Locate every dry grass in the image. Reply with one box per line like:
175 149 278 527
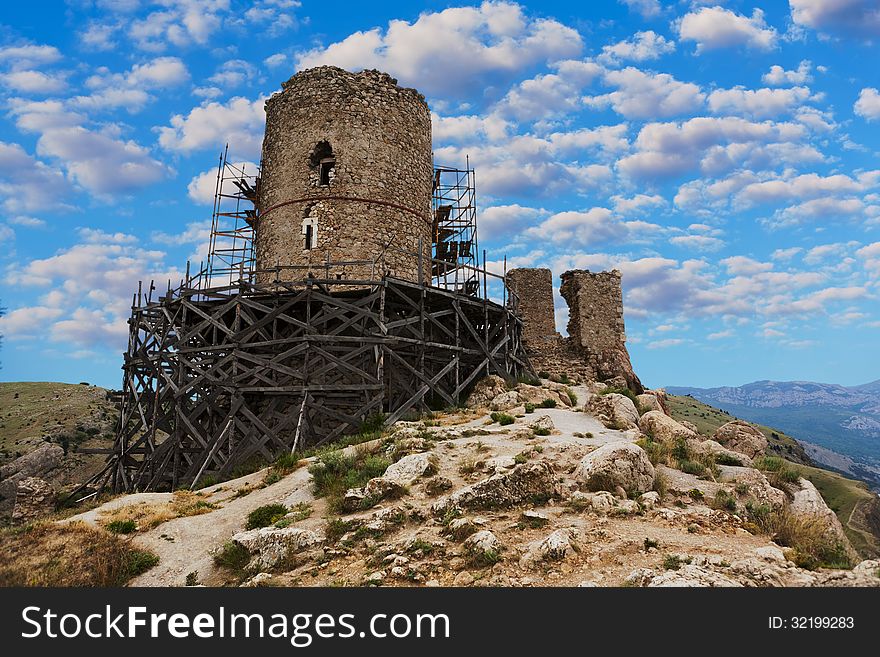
0 522 159 586
98 490 216 532
748 507 853 570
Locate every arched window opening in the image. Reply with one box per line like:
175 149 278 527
309 140 335 187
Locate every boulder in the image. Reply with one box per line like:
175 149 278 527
638 411 698 444
341 477 406 512
11 477 56 524
446 517 479 541
789 478 859 564
490 390 520 411
644 564 742 587
712 421 768 459
695 439 753 467
231 526 324 569
383 452 436 486
423 476 453 496
521 528 579 567
584 392 639 431
575 442 655 495
466 375 508 409
639 491 661 509
463 530 502 564
717 466 786 509
570 490 616 513
0 443 64 513
585 393 640 430
433 460 558 514
636 394 663 415
528 415 555 433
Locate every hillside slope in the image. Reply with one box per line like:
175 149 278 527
668 381 880 489
0 382 117 518
667 394 880 557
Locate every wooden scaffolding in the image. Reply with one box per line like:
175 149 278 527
87 260 530 493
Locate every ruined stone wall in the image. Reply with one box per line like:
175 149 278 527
255 66 433 283
508 267 642 392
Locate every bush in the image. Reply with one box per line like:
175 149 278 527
712 489 737 512
714 453 743 467
537 371 550 379
516 374 541 387
748 507 853 570
185 571 199 586
565 388 578 406
213 542 251 571
309 449 391 514
246 504 289 530
687 488 704 501
360 413 386 434
754 456 785 472
490 412 515 426
524 403 536 414
539 398 557 408
679 460 706 477
532 427 551 436
663 554 689 570
106 519 137 534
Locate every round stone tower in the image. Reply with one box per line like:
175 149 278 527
255 66 433 284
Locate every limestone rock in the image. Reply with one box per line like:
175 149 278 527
695 439 753 467
636 393 663 415
11 477 56 524
712 421 768 459
466 375 508 409
638 411 698 444
528 415 555 432
342 476 406 512
423 476 453 496
383 452 435 485
433 460 557 514
463 530 502 564
446 517 478 541
639 491 661 509
585 393 639 430
646 564 742 587
0 443 64 513
789 478 858 564
575 441 655 495
520 510 550 527
485 456 516 473
453 571 475 587
717 466 786 509
232 526 324 569
490 390 520 411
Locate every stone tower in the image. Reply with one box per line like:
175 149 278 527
255 66 434 283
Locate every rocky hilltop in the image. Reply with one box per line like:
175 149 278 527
8 377 877 588
668 380 880 490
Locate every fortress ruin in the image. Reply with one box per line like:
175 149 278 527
82 66 641 494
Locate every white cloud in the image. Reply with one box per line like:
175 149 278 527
707 329 734 339
128 0 231 51
209 59 258 88
707 86 812 119
187 161 259 204
721 255 773 275
0 306 64 340
790 0 880 38
0 44 62 70
127 56 190 87
526 207 663 246
770 197 866 226
736 171 876 205
0 141 72 212
669 234 725 251
0 70 67 95
295 2 583 97
264 53 288 69
8 215 46 228
432 112 512 142
157 96 266 159
619 0 661 19
585 67 705 119
479 204 546 240
598 31 675 65
763 60 812 86
494 60 602 121
610 193 666 215
678 6 778 52
854 88 880 121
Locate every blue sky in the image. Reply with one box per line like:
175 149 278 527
0 0 879 390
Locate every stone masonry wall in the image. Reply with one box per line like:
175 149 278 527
255 66 433 284
508 267 642 392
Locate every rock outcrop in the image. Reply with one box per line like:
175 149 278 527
713 421 768 459
11 476 56 524
638 411 698 443
574 442 655 495
585 393 639 430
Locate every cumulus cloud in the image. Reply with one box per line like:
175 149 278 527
763 60 812 86
618 116 808 180
209 59 259 89
0 44 62 70
494 60 602 121
610 193 666 215
157 96 266 158
669 234 725 252
479 204 546 240
770 197 866 226
598 31 675 65
618 0 662 19
187 161 259 204
854 88 880 121
526 207 663 246
678 6 777 52
0 141 72 212
585 67 705 119
295 2 583 97
707 86 812 119
789 0 880 38
0 70 67 95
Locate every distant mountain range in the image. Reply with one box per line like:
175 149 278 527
667 380 880 491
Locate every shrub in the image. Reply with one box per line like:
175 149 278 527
637 436 668 466
714 453 743 467
687 488 704 501
537 371 550 379
644 537 659 551
754 456 785 472
309 449 391 514
490 412 515 426
532 427 551 436
600 386 639 406
652 471 668 498
565 388 578 406
663 554 690 571
712 489 737 512
264 453 302 485
185 571 199 586
735 483 751 496
513 451 530 465
360 413 386 434
246 504 289 530
679 460 706 477
213 542 251 571
106 519 137 534
749 507 853 570
524 403 536 414
539 398 557 408
516 374 541 387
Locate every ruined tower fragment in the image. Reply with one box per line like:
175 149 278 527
508 267 643 393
